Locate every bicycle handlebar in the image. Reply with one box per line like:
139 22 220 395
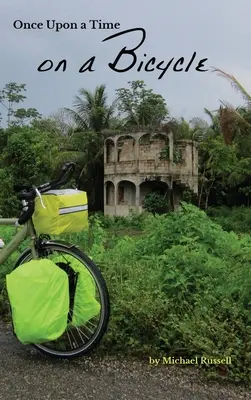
44 162 76 191
16 162 76 200
15 162 76 225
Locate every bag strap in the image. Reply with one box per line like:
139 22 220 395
55 262 79 324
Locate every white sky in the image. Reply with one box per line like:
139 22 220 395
0 0 250 123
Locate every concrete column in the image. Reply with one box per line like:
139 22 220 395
114 141 118 176
173 187 182 210
135 138 140 158
135 138 140 173
104 182 107 206
168 132 174 165
114 182 118 216
193 142 198 172
136 184 140 209
114 141 118 162
104 141 107 163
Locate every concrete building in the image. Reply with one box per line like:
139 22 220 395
104 131 198 216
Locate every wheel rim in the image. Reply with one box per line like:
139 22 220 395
17 245 107 356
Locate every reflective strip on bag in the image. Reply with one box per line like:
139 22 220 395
46 189 82 195
59 204 88 215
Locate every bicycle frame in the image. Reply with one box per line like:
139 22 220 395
0 219 38 265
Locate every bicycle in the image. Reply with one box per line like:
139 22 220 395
0 162 110 359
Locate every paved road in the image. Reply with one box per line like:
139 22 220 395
0 323 250 400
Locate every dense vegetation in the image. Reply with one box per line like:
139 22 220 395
74 207 251 384
1 69 251 384
2 205 251 383
1 70 251 214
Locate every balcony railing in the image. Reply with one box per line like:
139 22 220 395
105 159 173 174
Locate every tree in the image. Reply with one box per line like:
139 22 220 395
0 125 60 216
0 82 26 127
30 117 86 185
12 108 41 126
212 68 251 144
50 108 77 136
115 80 168 129
0 82 41 130
64 85 116 211
65 84 116 132
203 108 221 134
162 117 207 142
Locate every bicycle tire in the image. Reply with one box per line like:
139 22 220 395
14 240 110 359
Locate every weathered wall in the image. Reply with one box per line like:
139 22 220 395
139 135 167 161
104 132 199 216
118 138 135 161
104 205 138 217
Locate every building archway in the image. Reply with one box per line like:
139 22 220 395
117 180 136 205
117 135 136 162
139 180 169 205
105 139 115 163
139 133 169 160
105 181 115 205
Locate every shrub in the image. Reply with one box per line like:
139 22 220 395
207 205 251 233
142 192 170 214
87 203 251 383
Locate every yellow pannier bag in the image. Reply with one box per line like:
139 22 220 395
53 254 101 327
6 259 69 344
32 189 88 235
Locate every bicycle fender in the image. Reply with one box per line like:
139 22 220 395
14 240 84 271
43 239 79 250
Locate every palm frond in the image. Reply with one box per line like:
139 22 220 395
94 85 107 107
218 106 234 145
78 89 95 107
64 108 88 130
67 85 116 133
104 102 117 128
212 67 251 107
219 101 251 130
204 108 215 121
217 102 251 145
73 95 92 115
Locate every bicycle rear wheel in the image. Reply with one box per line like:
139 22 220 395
14 241 110 359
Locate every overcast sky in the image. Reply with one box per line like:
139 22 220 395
0 0 250 123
